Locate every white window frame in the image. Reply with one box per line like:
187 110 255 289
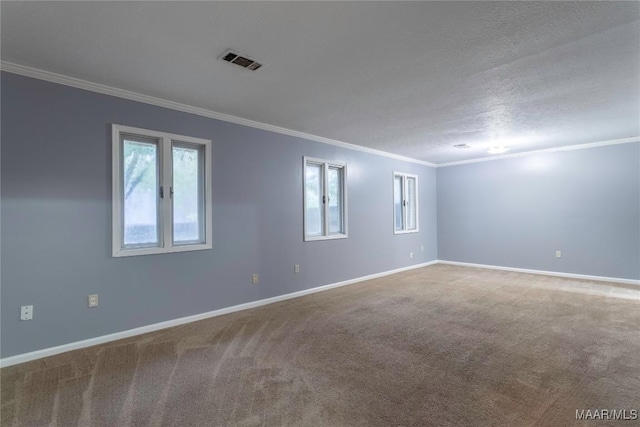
303 156 348 241
112 124 212 257
393 172 419 234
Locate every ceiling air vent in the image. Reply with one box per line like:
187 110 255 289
453 144 471 149
219 49 263 71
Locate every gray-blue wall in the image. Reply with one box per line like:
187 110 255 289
2 71 638 360
0 72 437 358
437 143 640 280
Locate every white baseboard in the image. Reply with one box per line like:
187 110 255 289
437 260 640 286
0 261 438 368
3 259 636 367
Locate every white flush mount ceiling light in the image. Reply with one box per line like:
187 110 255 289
484 133 539 155
487 146 510 154
219 49 263 71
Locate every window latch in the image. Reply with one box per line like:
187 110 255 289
160 186 164 199
170 186 173 198
322 195 326 204
403 200 407 207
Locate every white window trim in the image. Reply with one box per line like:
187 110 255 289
393 171 419 234
112 124 213 257
303 156 348 241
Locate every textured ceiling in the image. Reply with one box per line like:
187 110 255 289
2 1 639 164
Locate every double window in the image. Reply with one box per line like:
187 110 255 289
303 157 347 241
112 125 212 257
393 172 419 233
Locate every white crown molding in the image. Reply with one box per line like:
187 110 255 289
0 260 438 368
437 136 640 167
2 62 637 168
0 61 437 167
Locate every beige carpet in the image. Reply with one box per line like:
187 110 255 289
1 264 639 426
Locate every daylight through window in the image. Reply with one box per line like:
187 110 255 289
304 157 347 241
393 172 419 234
112 125 212 257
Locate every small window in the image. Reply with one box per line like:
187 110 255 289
112 125 212 257
304 157 347 241
393 172 419 234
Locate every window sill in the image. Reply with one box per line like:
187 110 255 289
304 234 348 242
113 243 212 257
394 229 420 235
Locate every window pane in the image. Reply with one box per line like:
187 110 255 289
394 176 404 231
173 143 204 243
406 177 417 230
328 166 344 234
123 138 159 246
305 163 324 236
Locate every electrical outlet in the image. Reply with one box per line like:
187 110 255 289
294 264 300 274
20 305 33 321
410 252 414 259
88 294 99 308
556 251 562 258
252 274 259 284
